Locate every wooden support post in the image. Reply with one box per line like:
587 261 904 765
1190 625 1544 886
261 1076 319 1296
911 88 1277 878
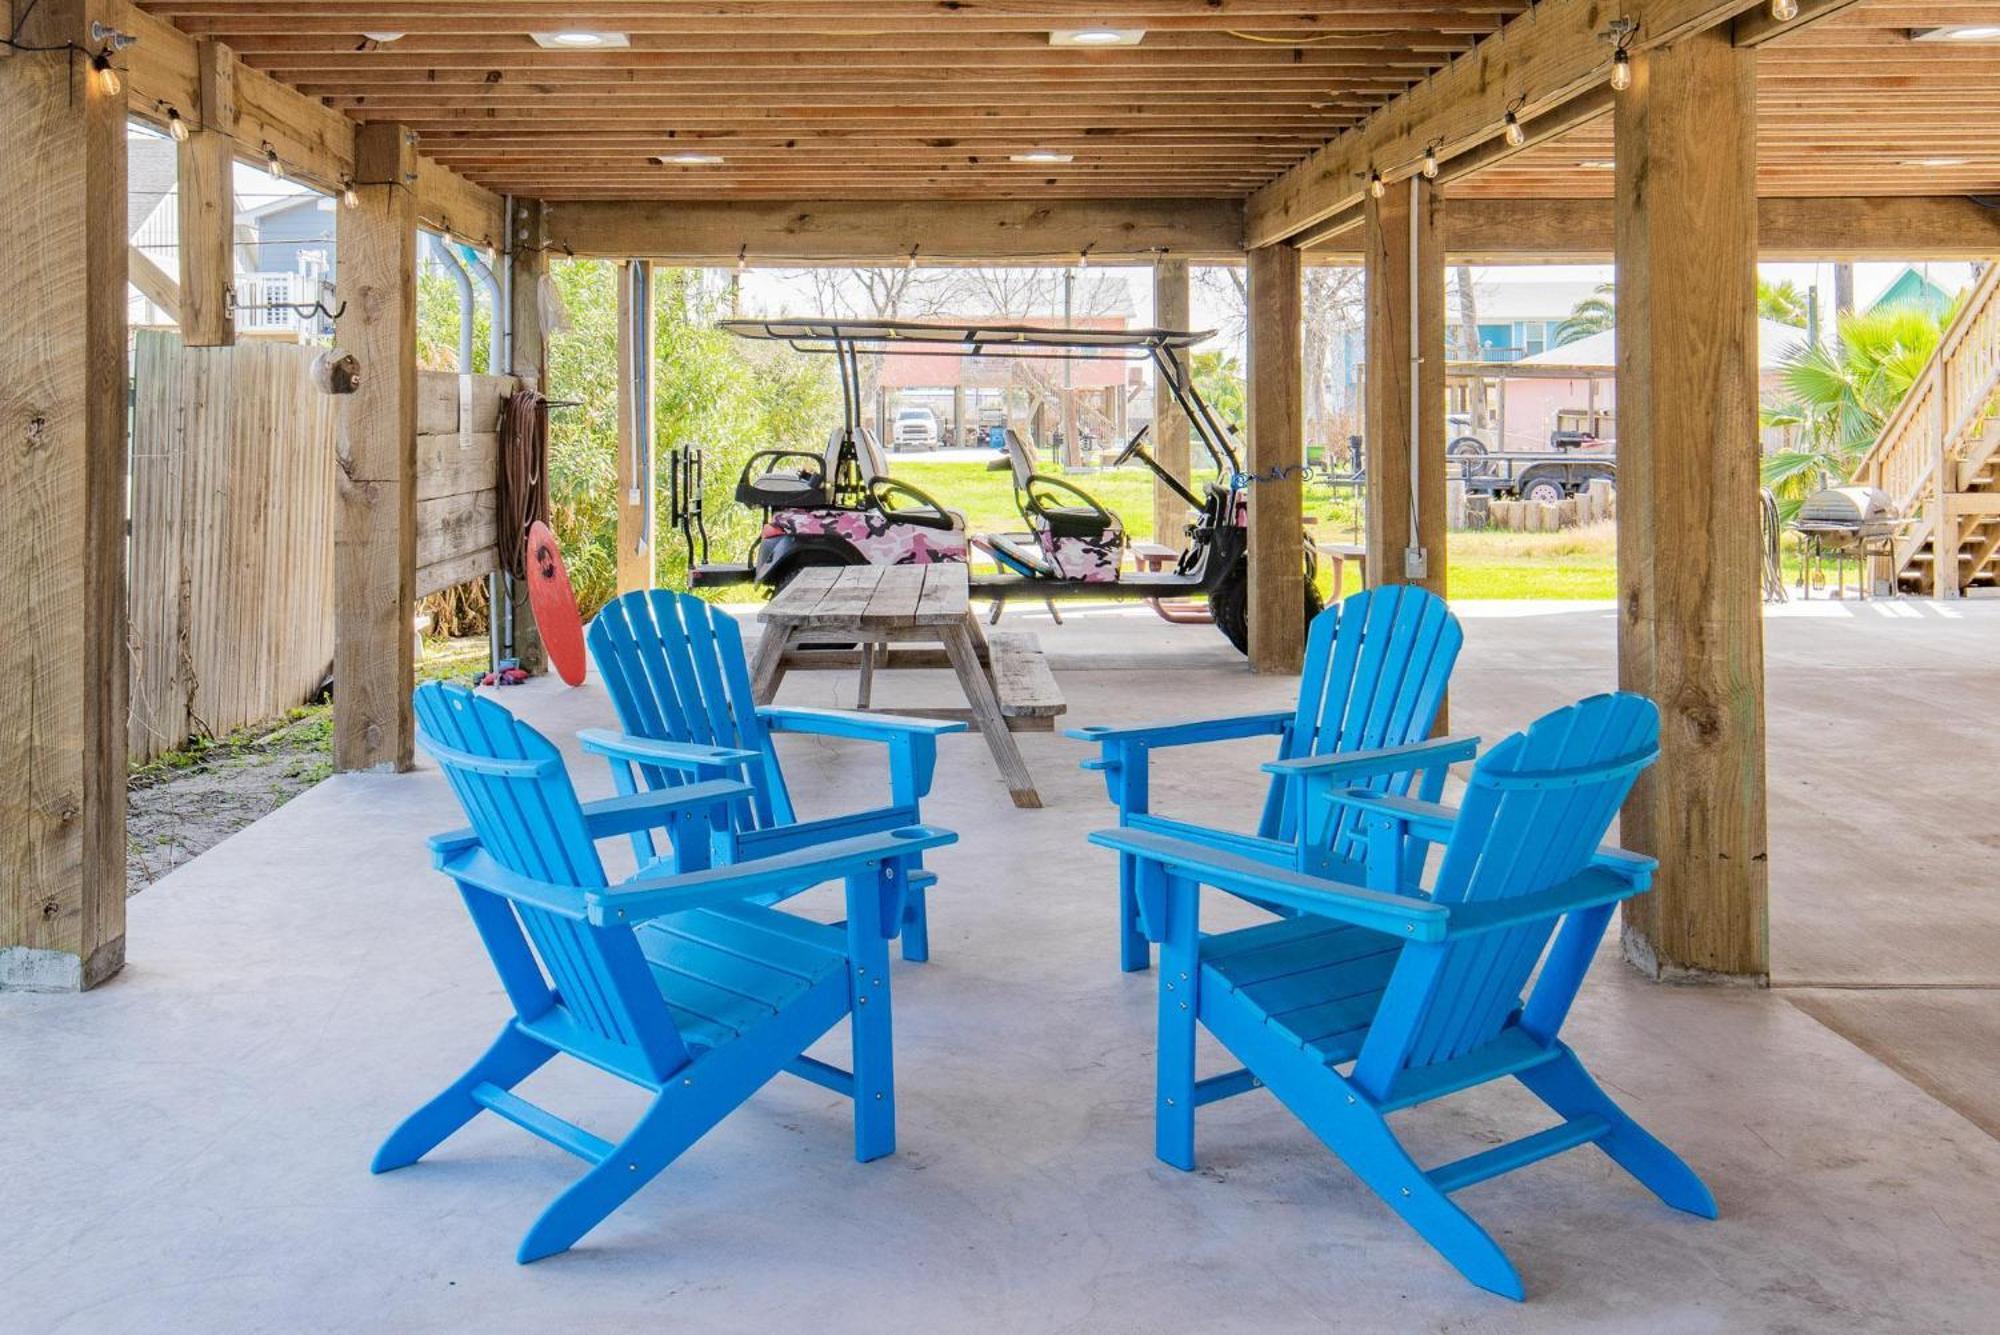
1362 177 1447 601
0 0 129 990
506 198 548 673
616 259 655 594
1246 242 1305 674
333 123 419 772
176 39 236 347
1152 258 1193 544
1614 29 1769 981
1931 384 1960 598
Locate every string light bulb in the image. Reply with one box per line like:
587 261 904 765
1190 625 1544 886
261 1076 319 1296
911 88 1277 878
1609 45 1633 91
90 50 121 96
340 179 360 209
165 106 188 142
1502 110 1525 148
1367 169 1386 200
1770 0 1798 19
263 143 286 180
1421 144 1439 179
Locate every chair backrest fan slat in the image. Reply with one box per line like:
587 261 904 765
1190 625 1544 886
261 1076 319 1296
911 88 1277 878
1398 693 1660 1073
415 682 687 1082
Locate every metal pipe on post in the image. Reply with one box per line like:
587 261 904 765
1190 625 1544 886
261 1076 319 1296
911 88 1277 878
425 232 476 373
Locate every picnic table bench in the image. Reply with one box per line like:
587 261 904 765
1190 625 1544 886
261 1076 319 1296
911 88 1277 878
750 564 1063 807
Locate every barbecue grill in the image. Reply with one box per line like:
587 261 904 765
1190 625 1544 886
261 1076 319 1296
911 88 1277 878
1792 486 1897 598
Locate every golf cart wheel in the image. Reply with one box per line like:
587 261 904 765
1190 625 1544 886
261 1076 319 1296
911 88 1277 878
1211 550 1326 657
1448 435 1497 480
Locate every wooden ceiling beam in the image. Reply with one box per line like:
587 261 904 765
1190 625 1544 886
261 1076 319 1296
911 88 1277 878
117 0 504 246
1245 0 1775 247
1301 195 2000 262
544 197 1246 263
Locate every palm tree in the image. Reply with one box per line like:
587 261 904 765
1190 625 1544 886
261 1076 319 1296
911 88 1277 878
1553 283 1614 346
1756 278 1810 328
1759 305 1949 520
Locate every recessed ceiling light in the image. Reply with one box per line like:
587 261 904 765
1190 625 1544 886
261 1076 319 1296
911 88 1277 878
1011 151 1075 163
531 31 630 49
1050 29 1145 46
360 32 405 43
1577 159 1616 169
1911 26 2000 42
1902 156 1970 168
656 152 725 166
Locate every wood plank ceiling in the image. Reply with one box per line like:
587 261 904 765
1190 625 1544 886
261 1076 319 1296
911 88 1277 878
137 1 2000 204
135 2 1530 199
1452 1 2000 201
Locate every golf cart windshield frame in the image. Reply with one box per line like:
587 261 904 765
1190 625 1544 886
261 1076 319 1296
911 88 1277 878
719 317 1242 479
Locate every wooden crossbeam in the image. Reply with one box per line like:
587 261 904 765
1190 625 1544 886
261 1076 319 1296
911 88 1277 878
1302 195 2000 263
549 198 1245 263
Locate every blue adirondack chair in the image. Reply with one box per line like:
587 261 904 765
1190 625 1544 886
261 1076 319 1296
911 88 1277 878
584 589 965 962
374 682 957 1263
1070 585 1467 971
1089 692 1715 1300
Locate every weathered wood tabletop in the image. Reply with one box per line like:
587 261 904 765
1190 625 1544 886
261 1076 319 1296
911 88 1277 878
751 564 1058 808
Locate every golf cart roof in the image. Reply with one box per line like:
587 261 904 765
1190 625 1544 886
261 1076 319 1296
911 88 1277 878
719 317 1215 360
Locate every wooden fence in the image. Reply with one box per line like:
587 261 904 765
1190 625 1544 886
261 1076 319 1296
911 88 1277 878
129 332 338 764
128 348 512 764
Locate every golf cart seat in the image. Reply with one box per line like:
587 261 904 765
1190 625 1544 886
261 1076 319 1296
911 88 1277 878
827 424 892 485
978 426 1126 581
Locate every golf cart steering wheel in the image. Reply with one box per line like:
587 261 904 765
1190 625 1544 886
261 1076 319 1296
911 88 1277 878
1111 424 1152 467
869 476 957 530
1024 474 1117 528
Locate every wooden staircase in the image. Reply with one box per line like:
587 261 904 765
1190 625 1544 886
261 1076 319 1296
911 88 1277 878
1854 263 2000 595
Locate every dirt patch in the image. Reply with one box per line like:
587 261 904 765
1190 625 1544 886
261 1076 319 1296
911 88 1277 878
126 637 492 893
127 708 333 892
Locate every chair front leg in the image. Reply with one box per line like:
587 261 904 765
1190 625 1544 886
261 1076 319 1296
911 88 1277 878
899 873 930 963
1154 870 1200 1170
1118 851 1150 972
845 863 899 1162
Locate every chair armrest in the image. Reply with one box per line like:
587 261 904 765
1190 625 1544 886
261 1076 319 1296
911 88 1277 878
578 728 761 775
434 847 591 918
1066 709 1293 751
1329 790 1655 891
1443 865 1650 938
1328 789 1461 844
1263 734 1477 786
1089 827 1448 942
427 779 752 862
758 706 963 805
757 705 966 741
587 824 960 924
1591 845 1656 891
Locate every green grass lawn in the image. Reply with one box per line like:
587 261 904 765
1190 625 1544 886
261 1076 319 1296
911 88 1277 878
893 458 1620 600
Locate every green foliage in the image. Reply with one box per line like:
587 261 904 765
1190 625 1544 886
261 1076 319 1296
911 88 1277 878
1759 304 1949 519
541 262 839 617
1191 349 1246 431
1554 284 1615 346
1757 278 1810 328
415 253 494 374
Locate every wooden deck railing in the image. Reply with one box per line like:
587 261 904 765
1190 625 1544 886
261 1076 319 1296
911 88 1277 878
1851 263 2000 593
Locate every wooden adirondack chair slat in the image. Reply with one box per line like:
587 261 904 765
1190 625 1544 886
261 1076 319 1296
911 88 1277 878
378 682 956 1264
1093 692 1716 1301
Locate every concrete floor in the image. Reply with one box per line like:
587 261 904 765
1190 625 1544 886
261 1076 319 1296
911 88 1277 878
5 600 1998 1332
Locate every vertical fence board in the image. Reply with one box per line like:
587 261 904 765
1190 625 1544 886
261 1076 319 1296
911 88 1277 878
127 331 338 764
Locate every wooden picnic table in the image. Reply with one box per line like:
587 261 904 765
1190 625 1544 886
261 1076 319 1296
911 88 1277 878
750 564 1062 808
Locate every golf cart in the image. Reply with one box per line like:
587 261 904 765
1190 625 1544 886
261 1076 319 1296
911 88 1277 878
687 318 1321 655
